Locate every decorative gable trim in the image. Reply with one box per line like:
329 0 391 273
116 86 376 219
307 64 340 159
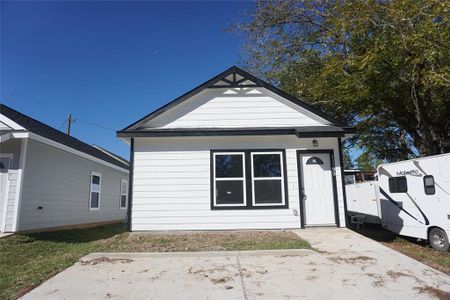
119 66 348 134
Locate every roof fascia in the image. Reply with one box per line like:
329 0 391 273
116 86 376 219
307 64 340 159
0 114 26 130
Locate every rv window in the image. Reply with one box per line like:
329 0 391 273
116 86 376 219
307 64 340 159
388 176 407 193
423 175 435 195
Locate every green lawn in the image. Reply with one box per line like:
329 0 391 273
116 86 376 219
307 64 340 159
0 223 309 299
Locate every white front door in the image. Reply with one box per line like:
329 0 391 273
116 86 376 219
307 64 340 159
299 152 336 226
0 155 12 232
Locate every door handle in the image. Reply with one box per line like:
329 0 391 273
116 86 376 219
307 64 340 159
301 189 307 201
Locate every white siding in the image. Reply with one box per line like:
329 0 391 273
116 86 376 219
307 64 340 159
144 88 330 129
132 136 346 231
1 139 22 232
4 170 17 232
17 139 128 231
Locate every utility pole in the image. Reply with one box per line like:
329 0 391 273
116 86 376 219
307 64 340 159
66 113 72 136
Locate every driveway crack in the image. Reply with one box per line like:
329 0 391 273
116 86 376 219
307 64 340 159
236 256 248 300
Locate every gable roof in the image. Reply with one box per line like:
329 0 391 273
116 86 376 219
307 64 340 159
118 66 350 136
0 104 129 170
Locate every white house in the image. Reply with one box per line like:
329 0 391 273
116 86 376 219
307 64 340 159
117 66 354 231
0 104 129 232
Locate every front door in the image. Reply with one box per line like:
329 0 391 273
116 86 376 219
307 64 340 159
0 156 11 232
298 152 336 226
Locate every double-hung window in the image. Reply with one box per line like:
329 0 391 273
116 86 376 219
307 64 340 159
213 152 246 207
251 152 285 206
89 172 101 210
120 179 128 209
211 150 287 209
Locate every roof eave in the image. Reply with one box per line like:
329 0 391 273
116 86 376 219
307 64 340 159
116 127 349 138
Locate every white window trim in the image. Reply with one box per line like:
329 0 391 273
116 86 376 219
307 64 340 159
213 152 247 207
251 151 286 207
89 172 101 211
120 179 128 210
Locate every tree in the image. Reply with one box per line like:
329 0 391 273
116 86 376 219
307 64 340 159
236 0 450 161
356 152 383 172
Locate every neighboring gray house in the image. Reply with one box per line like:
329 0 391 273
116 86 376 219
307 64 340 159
118 66 354 231
0 104 129 232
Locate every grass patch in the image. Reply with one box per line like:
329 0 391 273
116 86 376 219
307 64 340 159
0 224 309 299
352 224 450 275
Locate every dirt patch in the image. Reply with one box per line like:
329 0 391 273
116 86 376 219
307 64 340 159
80 257 133 265
211 276 232 284
414 286 450 300
238 266 268 278
149 270 167 281
188 264 233 276
328 255 376 265
387 270 420 281
366 273 385 287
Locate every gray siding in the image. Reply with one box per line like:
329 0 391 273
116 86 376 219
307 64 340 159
1 139 22 232
18 139 127 231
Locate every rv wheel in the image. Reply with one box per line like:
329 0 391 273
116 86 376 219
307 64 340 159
428 228 449 252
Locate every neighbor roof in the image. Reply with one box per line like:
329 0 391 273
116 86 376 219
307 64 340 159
0 104 128 170
118 66 352 137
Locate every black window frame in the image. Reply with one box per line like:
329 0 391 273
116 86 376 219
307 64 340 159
212 152 247 207
210 149 289 210
388 176 408 193
423 175 435 195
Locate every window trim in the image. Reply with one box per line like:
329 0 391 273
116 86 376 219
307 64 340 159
89 172 101 211
120 179 128 209
250 151 286 207
423 175 435 195
212 152 247 207
388 176 408 193
210 149 289 210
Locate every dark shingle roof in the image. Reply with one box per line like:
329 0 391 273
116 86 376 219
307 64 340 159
1 104 128 170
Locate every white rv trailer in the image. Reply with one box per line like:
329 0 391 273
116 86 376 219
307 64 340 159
345 153 450 251
378 153 450 251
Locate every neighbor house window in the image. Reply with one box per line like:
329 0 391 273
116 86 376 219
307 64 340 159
251 152 285 206
120 179 128 209
211 150 288 209
89 172 101 210
423 175 435 195
213 152 246 207
388 176 407 193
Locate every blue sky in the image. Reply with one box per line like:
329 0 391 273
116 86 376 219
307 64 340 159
1 1 253 158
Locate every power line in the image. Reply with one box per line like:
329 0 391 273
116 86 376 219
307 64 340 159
75 118 117 132
58 119 68 131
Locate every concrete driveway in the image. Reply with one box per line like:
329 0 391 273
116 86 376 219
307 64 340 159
22 229 449 300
